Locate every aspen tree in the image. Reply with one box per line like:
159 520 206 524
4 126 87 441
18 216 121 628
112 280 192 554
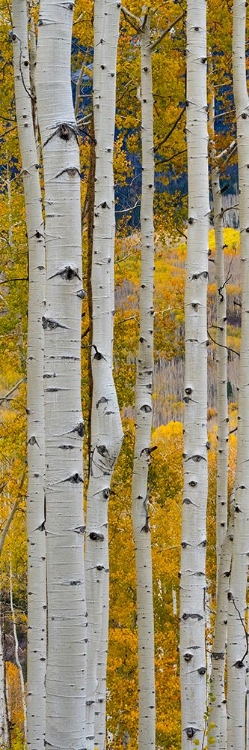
131 12 155 750
0 609 9 748
85 1 122 748
208 495 234 749
9 564 27 741
227 0 249 746
36 2 87 748
121 7 185 746
206 93 229 749
180 0 209 745
211 144 229 570
12 3 46 747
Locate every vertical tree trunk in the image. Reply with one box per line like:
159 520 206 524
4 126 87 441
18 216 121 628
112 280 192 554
0 606 9 748
211 142 228 569
180 0 209 745
208 494 234 749
227 0 249 747
131 14 155 750
9 564 27 741
207 93 229 749
12 3 46 747
94 571 109 750
85 2 122 748
36 3 87 748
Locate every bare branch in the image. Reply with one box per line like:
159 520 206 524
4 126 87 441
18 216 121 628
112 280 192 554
0 471 26 556
208 329 240 357
217 139 236 161
0 378 25 405
150 10 186 51
154 106 185 153
74 51 89 119
121 6 140 33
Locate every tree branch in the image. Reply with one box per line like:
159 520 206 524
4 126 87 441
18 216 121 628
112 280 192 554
208 330 240 357
121 6 140 33
154 106 185 153
0 471 26 557
150 10 186 51
0 378 25 405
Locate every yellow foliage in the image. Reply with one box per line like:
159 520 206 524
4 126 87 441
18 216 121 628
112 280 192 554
6 662 24 732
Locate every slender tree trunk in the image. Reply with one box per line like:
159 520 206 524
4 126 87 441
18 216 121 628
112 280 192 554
131 14 155 750
0 606 9 748
9 564 27 741
206 93 229 749
12 3 46 747
180 0 209 745
85 2 122 748
227 0 249 747
36 3 87 748
94 571 109 750
208 493 235 749
211 124 228 569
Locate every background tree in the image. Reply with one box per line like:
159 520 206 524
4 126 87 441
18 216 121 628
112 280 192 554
84 1 123 748
227 0 249 747
11 1 46 746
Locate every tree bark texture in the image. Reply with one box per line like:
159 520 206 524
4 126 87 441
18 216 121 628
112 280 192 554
180 0 209 745
36 2 87 748
12 2 46 747
227 1 249 747
131 15 155 750
85 2 122 748
212 162 229 568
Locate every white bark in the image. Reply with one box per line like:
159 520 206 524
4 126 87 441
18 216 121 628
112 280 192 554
36 3 87 748
212 161 229 568
206 96 229 749
12 3 46 748
131 15 155 750
9 564 27 740
208 493 235 749
180 0 209 746
227 1 249 747
0 608 9 748
94 571 108 750
85 3 122 748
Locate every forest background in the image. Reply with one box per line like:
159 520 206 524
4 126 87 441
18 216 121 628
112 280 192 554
0 0 242 748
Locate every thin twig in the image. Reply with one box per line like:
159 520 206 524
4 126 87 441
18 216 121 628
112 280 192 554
154 106 185 153
150 10 186 51
208 330 240 357
0 471 26 556
0 378 25 405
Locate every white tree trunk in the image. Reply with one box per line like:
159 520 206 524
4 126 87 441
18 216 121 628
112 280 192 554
206 97 229 749
208 493 235 749
227 1 249 747
85 2 122 748
94 571 108 750
212 163 228 568
131 14 155 750
0 608 9 748
9 564 27 741
12 3 46 747
36 3 87 748
180 0 209 745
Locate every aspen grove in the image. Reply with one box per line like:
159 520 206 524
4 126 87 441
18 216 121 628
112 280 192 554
1 0 249 749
